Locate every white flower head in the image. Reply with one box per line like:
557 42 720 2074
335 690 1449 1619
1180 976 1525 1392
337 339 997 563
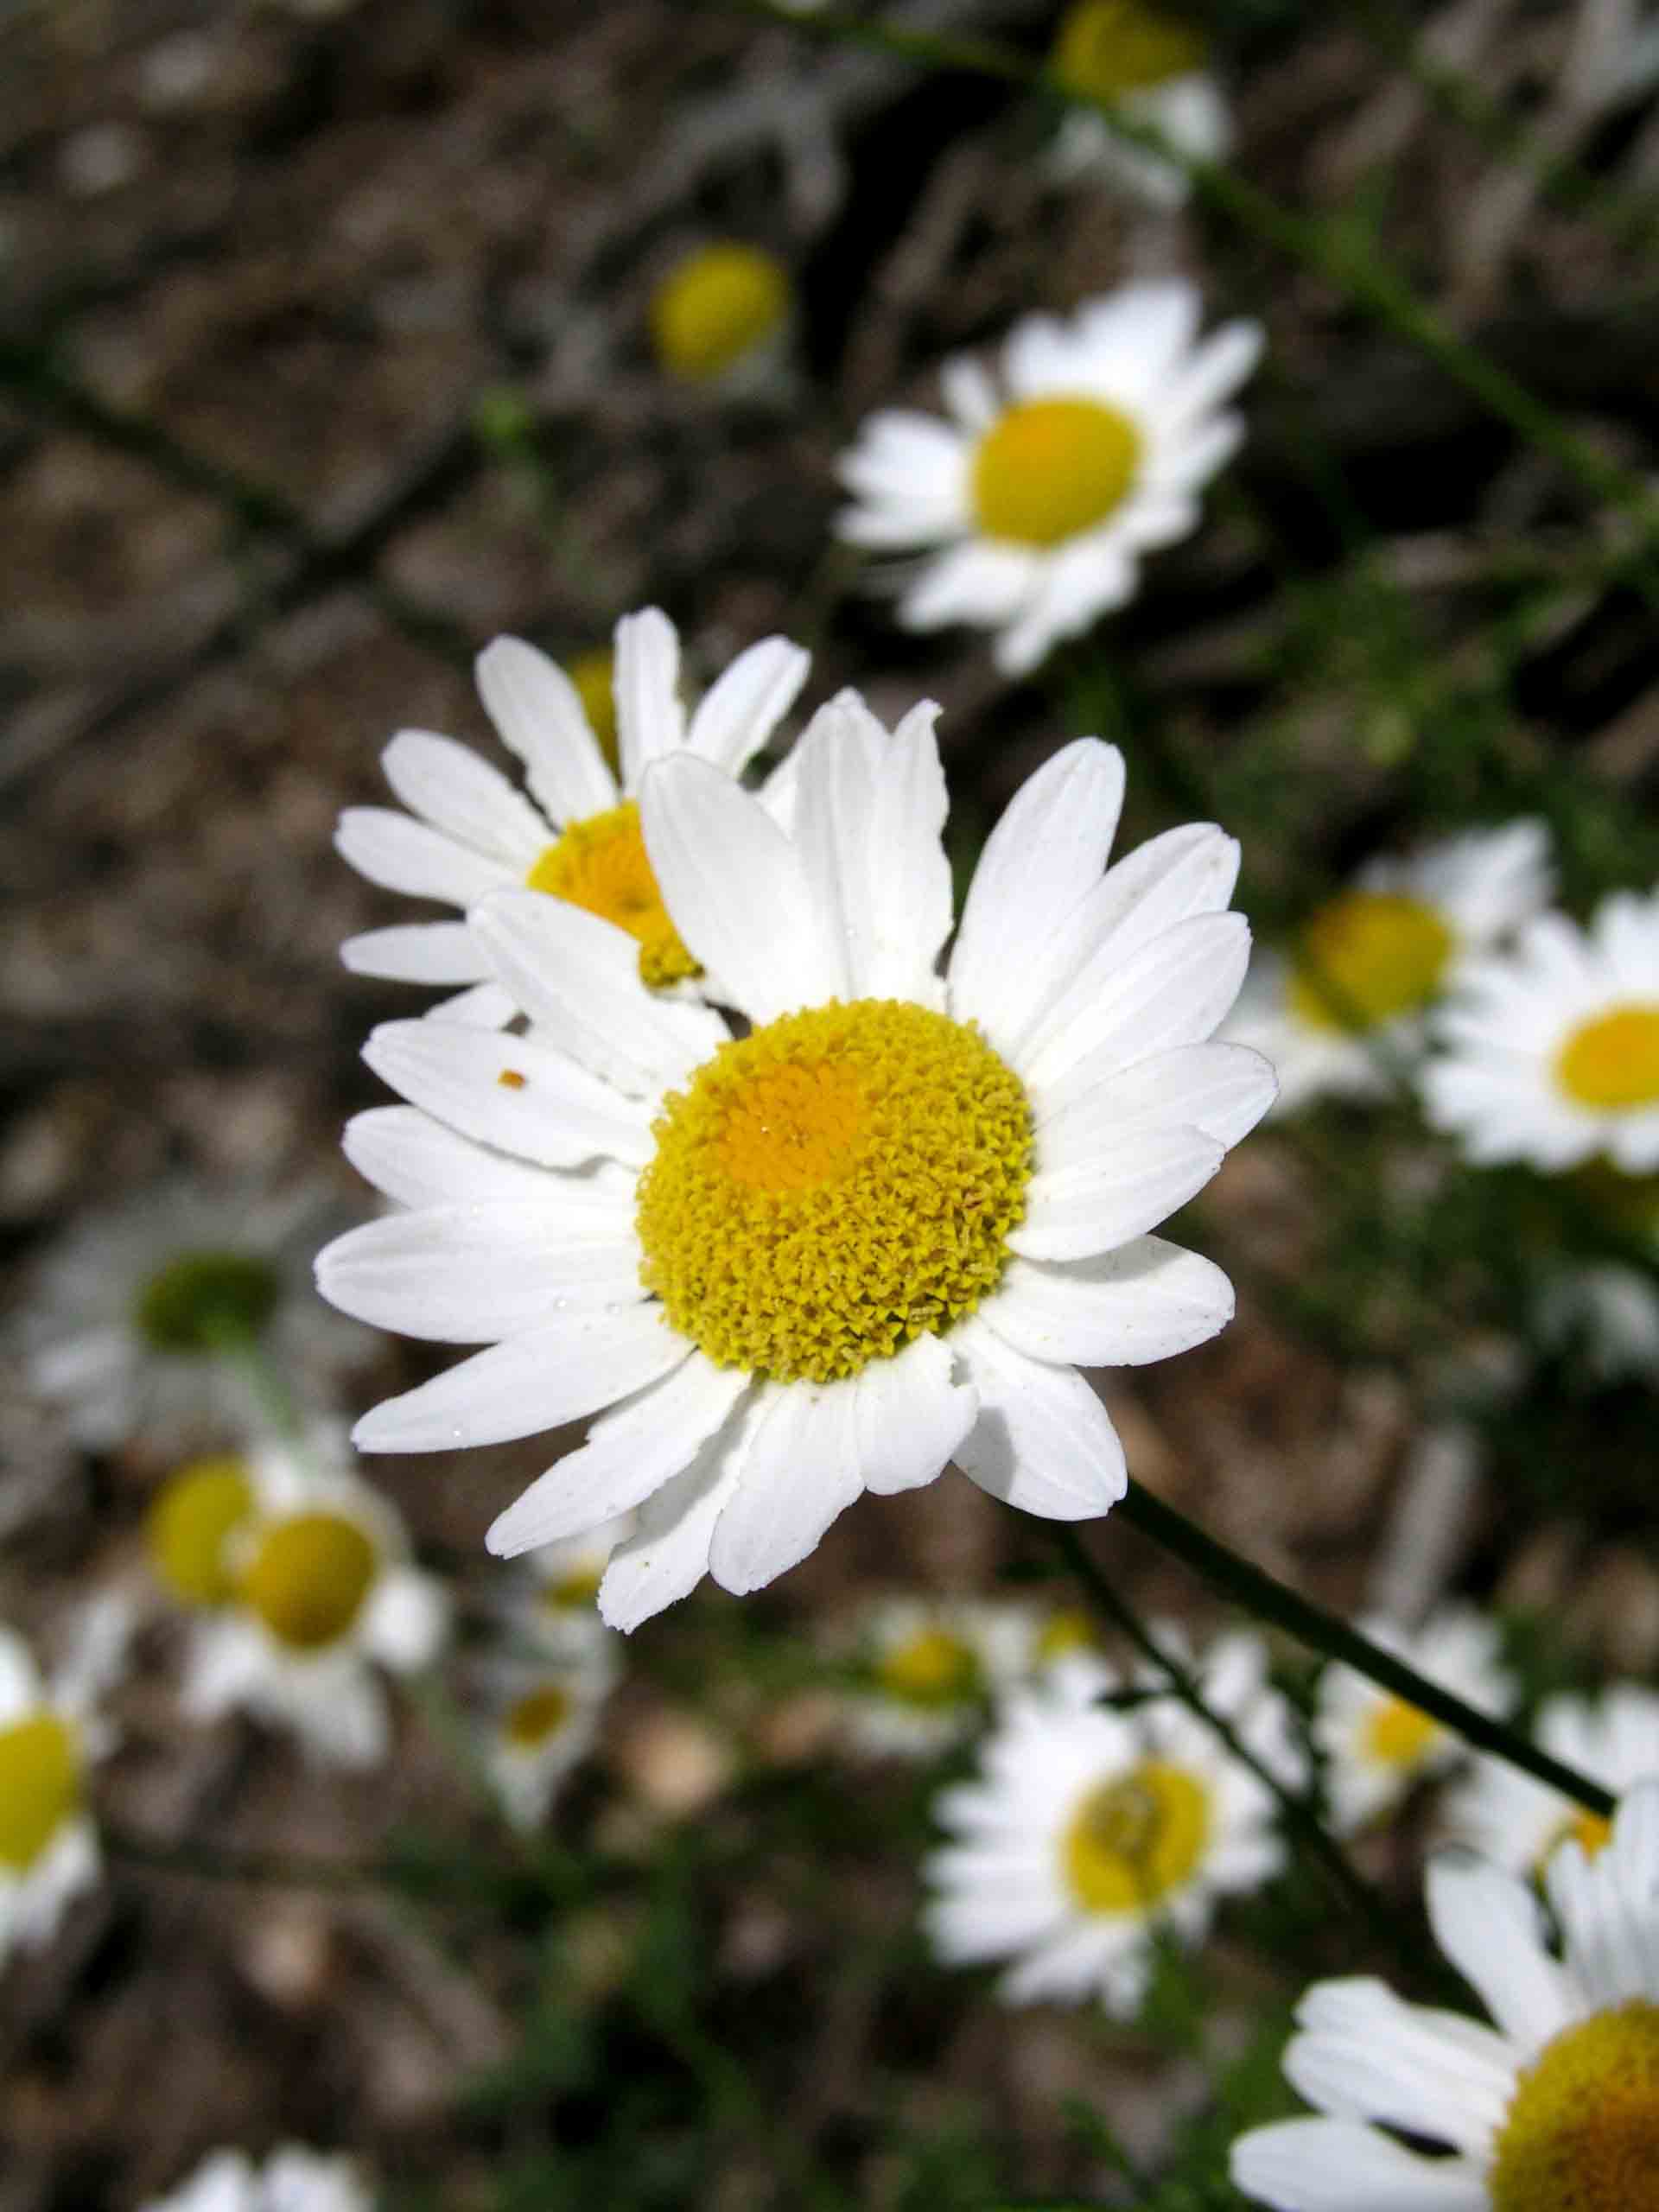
19 1178 369 1454
319 709 1274 1628
1231 1776 1659 2209
1314 1607 1517 1835
518 1514 633 1659
834 281 1261 677
336 607 810 1024
1226 820 1554 1115
1047 0 1231 207
1426 885 1659 1174
482 1634 620 1833
925 1637 1298 2013
0 1613 119 1972
1534 1260 1659 1386
1445 1683 1659 1880
841 1597 1039 1760
143 2144 372 2212
181 1435 448 1768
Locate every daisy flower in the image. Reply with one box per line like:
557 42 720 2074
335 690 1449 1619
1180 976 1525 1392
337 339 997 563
834 281 1262 677
143 2145 371 2212
1047 0 1231 208
181 1436 448 1767
1314 1607 1517 1835
481 1634 620 1832
336 607 810 1024
1425 885 1659 1172
518 1515 632 1658
1225 821 1554 1115
925 1637 1299 2012
841 1597 1039 1760
648 242 793 385
0 1611 124 1972
1230 1777 1659 2210
1534 1260 1659 1385
18 1177 368 1454
318 709 1274 1627
1445 1683 1659 1879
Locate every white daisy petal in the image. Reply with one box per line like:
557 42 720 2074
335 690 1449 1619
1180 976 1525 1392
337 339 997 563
341 922 493 986
597 1404 756 1630
854 1331 978 1495
685 635 810 776
709 1377 865 1595
1160 319 1265 427
380 728 549 864
1230 2118 1485 2209
950 1314 1127 1519
1285 1980 1516 2151
614 607 686 787
1038 1041 1278 1154
1013 1122 1225 1262
1024 911 1253 1106
341 1105 564 1208
1425 1858 1574 2055
362 1019 654 1170
899 541 1038 626
474 634 620 823
336 807 516 906
980 1239 1234 1368
426 979 519 1027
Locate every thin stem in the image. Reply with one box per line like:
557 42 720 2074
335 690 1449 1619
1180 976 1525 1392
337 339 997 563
1115 1481 1613 1816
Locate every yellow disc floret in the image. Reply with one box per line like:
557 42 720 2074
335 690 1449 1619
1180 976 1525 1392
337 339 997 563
1052 0 1208 99
1063 1760 1211 1913
973 397 1143 547
542 1566 604 1613
0 1713 79 1872
1489 2001 1659 2212
568 648 620 776
505 1684 574 1749
877 1629 982 1709
240 1511 378 1652
147 1455 255 1607
1556 1007 1659 1113
1361 1694 1440 1772
636 1000 1033 1383
1287 891 1455 1033
1036 1608 1104 1664
650 243 791 383
526 800 700 989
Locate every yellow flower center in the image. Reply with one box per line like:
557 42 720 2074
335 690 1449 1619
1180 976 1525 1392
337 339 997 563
504 1684 574 1749
1035 1609 1103 1663
1489 2001 1659 2212
634 999 1033 1383
525 800 700 990
1063 1760 1211 1913
147 1456 255 1607
542 1567 604 1613
0 1713 80 1872
972 397 1143 548
1555 1007 1659 1113
876 1629 982 1709
1540 1808 1615 1872
1052 0 1208 99
239 1511 378 1652
131 1249 282 1354
649 243 791 382
1287 891 1455 1033
567 648 620 776
1361 1693 1440 1771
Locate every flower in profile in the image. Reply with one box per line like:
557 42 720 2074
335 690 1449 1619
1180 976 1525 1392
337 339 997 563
1047 0 1231 207
1446 1683 1659 1879
482 1636 620 1833
1225 821 1554 1115
1230 1777 1659 2210
841 1598 1039 1760
834 282 1261 676
336 607 810 1021
318 711 1272 1626
180 1436 448 1767
648 243 792 385
1313 1607 1516 1835
18 1178 368 1454
143 2145 371 2212
925 1635 1299 2012
1425 885 1659 1172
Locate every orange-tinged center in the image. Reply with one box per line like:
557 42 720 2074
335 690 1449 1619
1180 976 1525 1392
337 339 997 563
1287 891 1454 1033
0 1713 79 1872
972 397 1142 547
1489 2001 1659 2211
1063 1760 1210 1913
1555 1007 1659 1113
526 800 700 989
240 1511 378 1652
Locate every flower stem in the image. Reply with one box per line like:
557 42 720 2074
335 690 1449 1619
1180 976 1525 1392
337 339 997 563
1114 1479 1613 1816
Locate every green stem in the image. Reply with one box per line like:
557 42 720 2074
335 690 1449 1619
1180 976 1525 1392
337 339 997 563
1115 1480 1613 1816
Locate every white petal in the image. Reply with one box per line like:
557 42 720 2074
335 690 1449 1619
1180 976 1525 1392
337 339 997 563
336 807 516 906
474 635 620 823
315 1200 643 1342
342 1105 562 1208
1426 1858 1574 2052
864 701 957 1001
380 728 549 864
1024 911 1253 1107
361 1568 450 1673
685 636 810 776
341 921 492 986
1013 1122 1225 1261
353 1303 690 1452
1038 1042 1277 1158
948 739 1127 1059
598 1405 755 1630
1230 2119 1485 2210
940 355 996 431
614 607 685 788
854 1332 978 1495
640 756 842 1024
426 979 518 1028
470 890 725 1096
486 1356 750 1554
981 1238 1234 1368
951 1315 1127 1518
1160 320 1264 428
709 1377 865 1595
362 1020 654 1170
900 540 1036 626
1286 1979 1516 2152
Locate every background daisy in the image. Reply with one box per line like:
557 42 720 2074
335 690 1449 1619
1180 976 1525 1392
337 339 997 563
143 2145 372 2212
1047 0 1231 207
1445 1681 1659 1876
0 1611 124 1973
481 1634 620 1832
839 1596 1038 1760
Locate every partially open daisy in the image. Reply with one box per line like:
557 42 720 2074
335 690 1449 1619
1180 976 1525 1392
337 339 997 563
1314 1607 1516 1835
1425 885 1659 1173
181 1438 448 1767
1047 0 1231 208
648 242 792 385
0 1618 118 1972
337 607 810 1023
834 282 1261 677
1231 1777 1659 2211
318 706 1272 1627
925 1637 1298 2012
841 1598 1039 1760
143 2145 372 2212
1446 1684 1659 1880
482 1634 620 1833
1225 821 1554 1115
